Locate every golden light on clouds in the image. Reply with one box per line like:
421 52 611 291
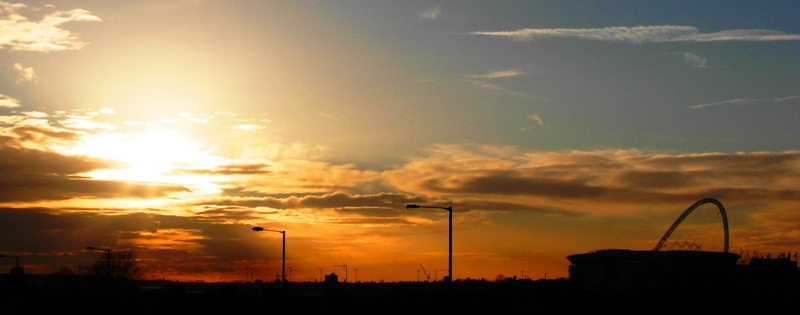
127 229 208 251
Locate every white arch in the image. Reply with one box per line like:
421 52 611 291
652 198 730 253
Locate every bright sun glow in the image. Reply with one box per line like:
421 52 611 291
68 129 228 192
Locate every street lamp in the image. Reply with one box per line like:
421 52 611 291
0 254 19 267
406 204 453 283
252 227 286 290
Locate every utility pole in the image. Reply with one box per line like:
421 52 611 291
354 268 358 283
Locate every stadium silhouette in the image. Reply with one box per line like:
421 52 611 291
567 198 741 288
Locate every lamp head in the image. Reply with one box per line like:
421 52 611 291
406 204 420 209
252 226 264 231
86 246 95 250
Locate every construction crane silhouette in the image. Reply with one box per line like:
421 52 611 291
333 263 347 283
419 264 431 282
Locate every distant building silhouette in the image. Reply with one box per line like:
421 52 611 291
324 273 338 283
736 252 800 287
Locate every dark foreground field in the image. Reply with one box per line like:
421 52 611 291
2 279 798 314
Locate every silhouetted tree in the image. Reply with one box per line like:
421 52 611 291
92 249 142 283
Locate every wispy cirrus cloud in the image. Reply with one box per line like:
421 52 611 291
469 26 800 43
690 95 800 109
461 79 536 98
463 69 527 79
462 79 517 94
461 78 549 101
0 1 101 51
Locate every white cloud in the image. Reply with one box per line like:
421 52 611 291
0 94 21 108
23 111 48 118
17 118 48 127
0 115 24 125
690 95 800 109
418 4 441 20
231 124 265 131
463 69 527 79
0 1 101 51
684 53 708 68
469 26 800 43
100 108 115 115
13 63 36 83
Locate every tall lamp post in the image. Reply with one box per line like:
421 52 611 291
0 254 19 267
252 227 285 290
406 204 453 283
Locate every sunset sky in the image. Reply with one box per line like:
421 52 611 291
2 0 799 283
